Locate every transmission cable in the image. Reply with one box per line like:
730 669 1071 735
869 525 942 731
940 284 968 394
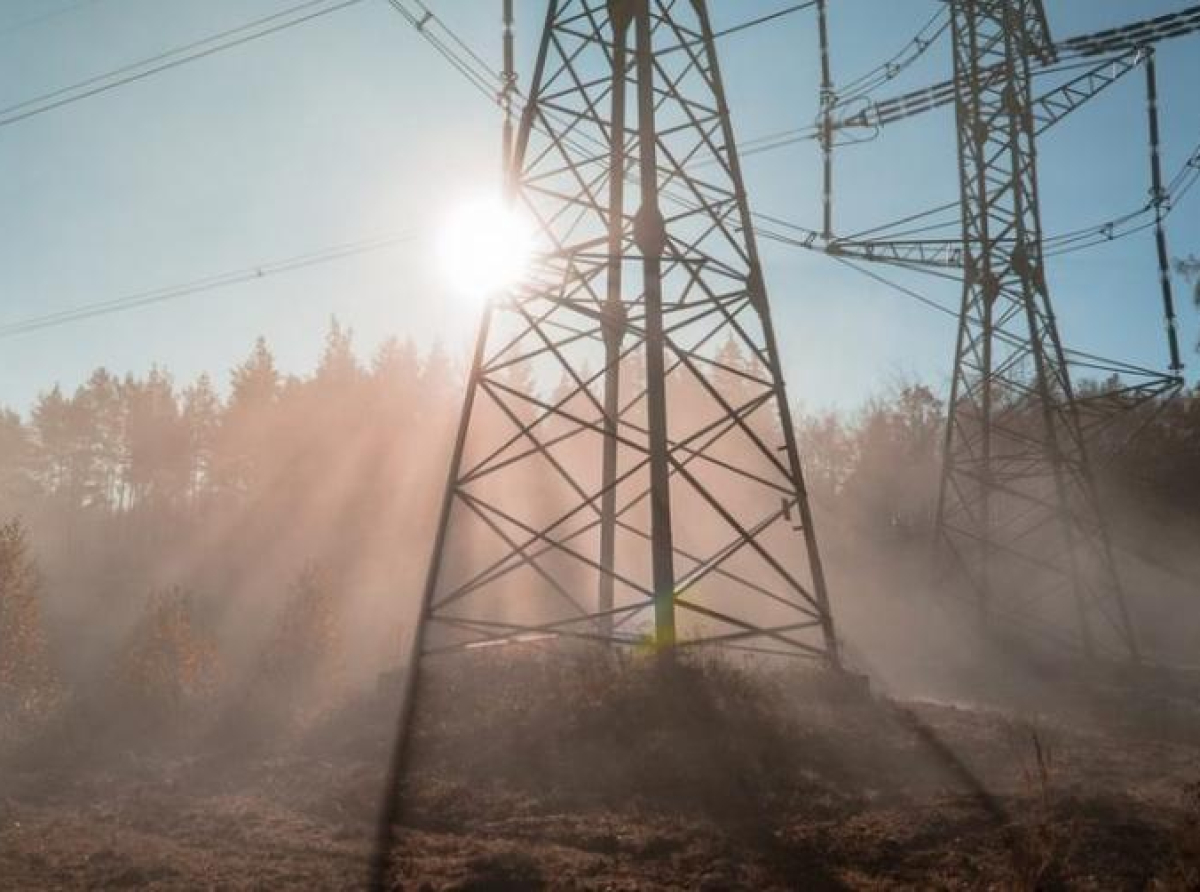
379 0 499 102
708 1 819 41
699 9 948 165
0 231 419 340
836 7 948 103
0 0 364 130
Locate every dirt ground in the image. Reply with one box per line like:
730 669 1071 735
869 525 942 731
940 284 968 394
2 656 1199 890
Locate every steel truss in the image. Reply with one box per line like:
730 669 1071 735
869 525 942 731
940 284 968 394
934 0 1142 661
412 0 841 665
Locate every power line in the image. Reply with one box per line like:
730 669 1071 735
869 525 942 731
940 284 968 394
0 0 502 339
709 2 819 41
837 7 948 102
0 231 419 339
380 0 499 103
0 0 364 130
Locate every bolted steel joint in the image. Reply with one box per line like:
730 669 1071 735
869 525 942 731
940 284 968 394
608 0 635 33
602 297 628 350
746 264 767 314
634 204 667 257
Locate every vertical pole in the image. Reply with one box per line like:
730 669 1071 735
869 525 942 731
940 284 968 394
599 1 632 639
1145 48 1184 374
816 0 835 241
501 0 516 197
633 0 676 651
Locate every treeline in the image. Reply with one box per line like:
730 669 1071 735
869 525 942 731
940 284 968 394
0 320 463 733
797 375 1200 539
1 317 1199 731
0 320 458 524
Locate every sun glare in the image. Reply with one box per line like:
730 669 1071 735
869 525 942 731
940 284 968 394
437 197 534 302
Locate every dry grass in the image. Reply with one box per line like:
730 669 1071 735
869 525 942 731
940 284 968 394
2 648 1198 889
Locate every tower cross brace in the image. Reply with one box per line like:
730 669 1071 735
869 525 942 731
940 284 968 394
409 0 843 665
935 0 1140 661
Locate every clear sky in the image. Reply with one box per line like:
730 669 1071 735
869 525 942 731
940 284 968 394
1 0 1198 415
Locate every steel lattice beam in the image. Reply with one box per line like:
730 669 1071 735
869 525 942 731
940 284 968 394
836 2 1200 134
933 0 1140 661
411 0 842 664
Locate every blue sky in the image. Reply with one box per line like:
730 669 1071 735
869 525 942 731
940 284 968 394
1 0 1197 414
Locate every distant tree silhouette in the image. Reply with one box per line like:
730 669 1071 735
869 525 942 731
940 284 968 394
181 373 221 505
315 316 360 390
841 383 943 538
217 336 282 497
0 409 37 506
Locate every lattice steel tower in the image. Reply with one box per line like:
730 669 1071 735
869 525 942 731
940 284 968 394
935 0 1139 661
413 0 841 664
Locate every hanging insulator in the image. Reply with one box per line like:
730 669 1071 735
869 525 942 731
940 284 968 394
1144 47 1184 374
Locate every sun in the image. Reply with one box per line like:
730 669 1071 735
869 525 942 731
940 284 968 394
437 196 534 303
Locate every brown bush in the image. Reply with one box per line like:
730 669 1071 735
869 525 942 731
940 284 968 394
255 563 343 719
0 519 57 721
115 585 220 717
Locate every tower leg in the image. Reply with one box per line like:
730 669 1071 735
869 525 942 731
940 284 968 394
634 0 676 651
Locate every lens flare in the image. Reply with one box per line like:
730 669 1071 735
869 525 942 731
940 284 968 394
437 196 533 302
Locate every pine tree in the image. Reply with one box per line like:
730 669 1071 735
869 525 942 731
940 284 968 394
76 368 125 511
0 409 38 506
217 337 282 496
316 316 360 390
181 373 221 505
125 366 188 515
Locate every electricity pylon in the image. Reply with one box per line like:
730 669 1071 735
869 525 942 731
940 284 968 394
412 0 841 665
934 0 1140 661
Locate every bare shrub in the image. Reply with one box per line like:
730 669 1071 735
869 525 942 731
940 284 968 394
1003 722 1080 889
114 585 220 719
256 563 342 720
0 519 58 723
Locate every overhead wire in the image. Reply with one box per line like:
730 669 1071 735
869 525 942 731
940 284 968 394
379 0 498 103
708 1 819 41
687 7 949 167
0 0 507 339
836 7 948 103
0 231 420 339
0 0 365 130
12 1 1194 351
836 4 1200 136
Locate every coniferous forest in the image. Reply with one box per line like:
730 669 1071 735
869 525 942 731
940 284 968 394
3 315 1200 729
